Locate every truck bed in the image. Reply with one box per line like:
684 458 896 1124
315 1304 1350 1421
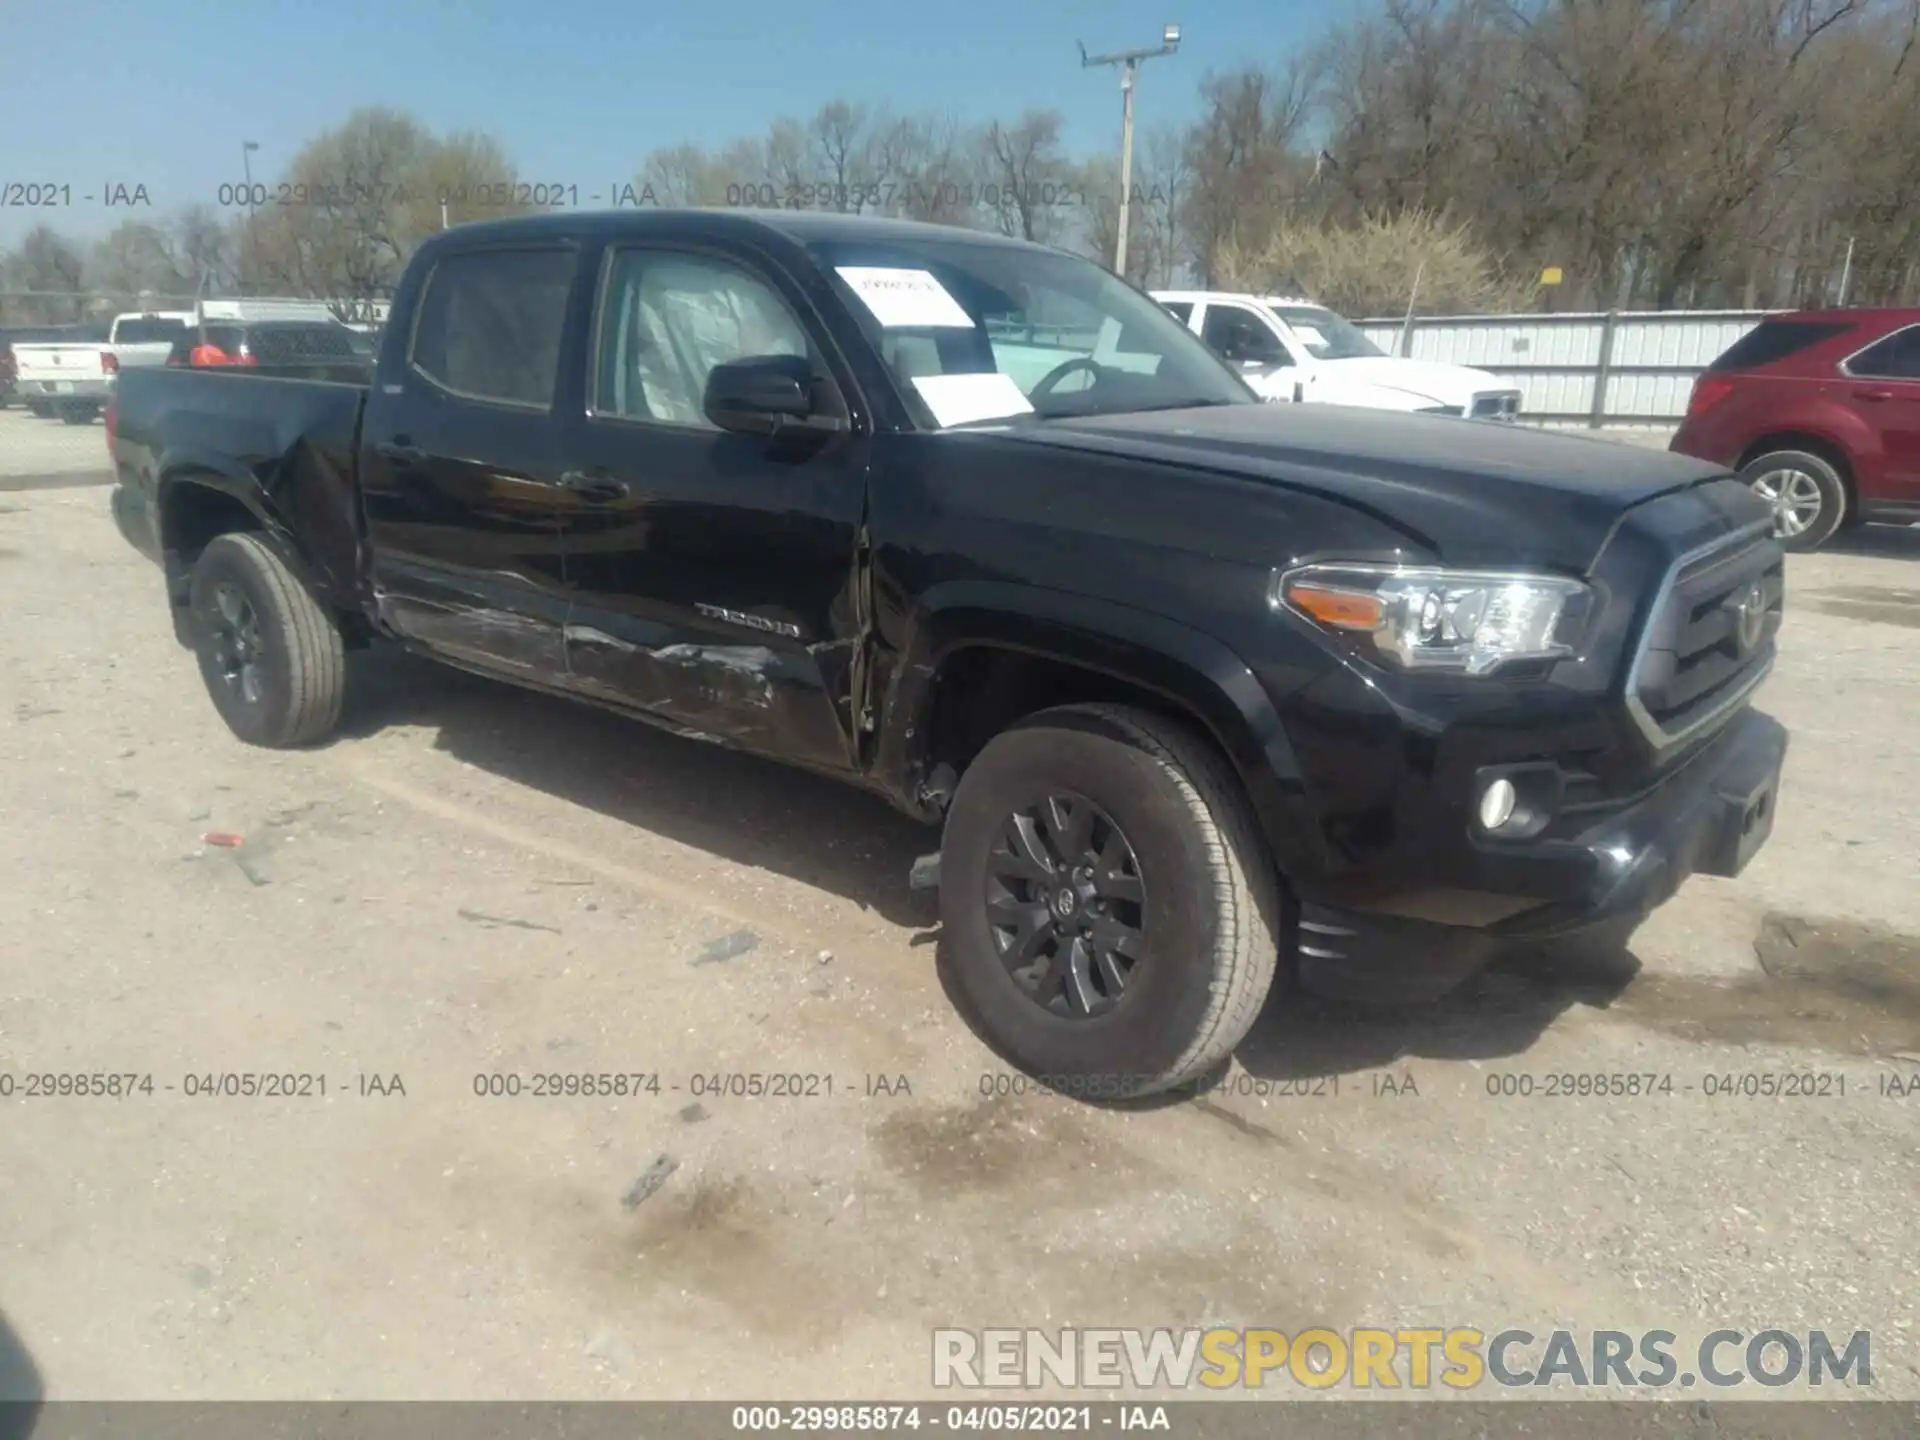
110 364 372 612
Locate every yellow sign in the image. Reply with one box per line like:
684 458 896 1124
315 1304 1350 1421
1540 267 1565 286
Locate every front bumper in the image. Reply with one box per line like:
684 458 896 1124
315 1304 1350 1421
1295 706 1787 1002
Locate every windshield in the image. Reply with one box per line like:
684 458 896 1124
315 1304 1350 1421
1269 305 1384 361
811 238 1257 425
113 318 190 345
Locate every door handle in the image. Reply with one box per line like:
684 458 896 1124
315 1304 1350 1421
558 469 631 503
1854 389 1896 402
376 440 425 463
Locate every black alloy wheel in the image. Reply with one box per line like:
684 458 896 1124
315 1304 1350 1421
987 792 1147 1018
204 581 267 708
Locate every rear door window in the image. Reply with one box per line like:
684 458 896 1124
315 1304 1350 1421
1706 320 1853 373
1844 325 1920 380
409 247 576 408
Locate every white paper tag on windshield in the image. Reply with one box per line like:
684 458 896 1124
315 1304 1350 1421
911 373 1034 428
835 266 974 328
1291 325 1328 348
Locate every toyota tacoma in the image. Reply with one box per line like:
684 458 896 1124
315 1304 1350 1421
106 210 1788 1096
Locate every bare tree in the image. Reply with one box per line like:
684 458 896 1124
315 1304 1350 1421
240 108 532 301
871 112 977 225
1181 64 1311 285
978 110 1071 243
0 226 88 322
89 220 190 298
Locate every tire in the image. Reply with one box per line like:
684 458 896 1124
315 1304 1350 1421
1738 449 1847 552
59 402 98 425
939 703 1281 1098
186 532 346 747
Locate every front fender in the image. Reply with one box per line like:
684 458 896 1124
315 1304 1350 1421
876 579 1324 881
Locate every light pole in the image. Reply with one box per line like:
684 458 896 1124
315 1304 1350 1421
1080 24 1180 277
241 140 260 294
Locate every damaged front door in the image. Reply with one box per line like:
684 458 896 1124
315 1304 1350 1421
560 241 868 771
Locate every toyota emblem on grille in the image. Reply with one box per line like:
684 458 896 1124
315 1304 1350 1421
1731 580 1768 654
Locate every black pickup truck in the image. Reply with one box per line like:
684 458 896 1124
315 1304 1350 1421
107 210 1788 1096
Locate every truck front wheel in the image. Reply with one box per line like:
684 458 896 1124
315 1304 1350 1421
186 533 345 747
939 704 1282 1098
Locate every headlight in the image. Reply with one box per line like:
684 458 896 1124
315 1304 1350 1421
1274 563 1591 675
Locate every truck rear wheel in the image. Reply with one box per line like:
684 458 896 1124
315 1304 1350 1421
186 533 345 747
939 704 1281 1098
59 402 98 425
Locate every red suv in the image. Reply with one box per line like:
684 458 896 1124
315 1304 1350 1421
1671 309 1920 551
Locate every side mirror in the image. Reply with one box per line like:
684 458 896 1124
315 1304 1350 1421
704 354 821 436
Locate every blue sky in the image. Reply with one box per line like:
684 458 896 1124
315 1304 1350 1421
1 0 1340 246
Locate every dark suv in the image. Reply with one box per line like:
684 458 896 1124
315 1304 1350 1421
1670 309 1920 551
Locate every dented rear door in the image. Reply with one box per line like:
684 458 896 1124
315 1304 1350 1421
359 243 583 681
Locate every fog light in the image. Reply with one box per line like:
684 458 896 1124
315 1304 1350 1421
1478 777 1517 831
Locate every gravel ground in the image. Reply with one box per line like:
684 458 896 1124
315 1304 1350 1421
0 402 113 477
0 416 1916 1405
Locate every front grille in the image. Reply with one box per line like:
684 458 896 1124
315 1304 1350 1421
1470 391 1521 421
1627 522 1782 746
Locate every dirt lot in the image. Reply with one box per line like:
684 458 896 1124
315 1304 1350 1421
0 404 1916 1403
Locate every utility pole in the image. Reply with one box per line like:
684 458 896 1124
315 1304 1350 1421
1080 25 1181 278
241 140 260 295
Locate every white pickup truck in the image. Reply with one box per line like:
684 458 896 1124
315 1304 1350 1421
14 310 194 423
1152 290 1523 421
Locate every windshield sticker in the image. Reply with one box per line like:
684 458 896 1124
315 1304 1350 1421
1292 325 1328 349
911 372 1034 428
835 267 975 329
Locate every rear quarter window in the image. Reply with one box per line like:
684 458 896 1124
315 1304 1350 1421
1707 320 1854 373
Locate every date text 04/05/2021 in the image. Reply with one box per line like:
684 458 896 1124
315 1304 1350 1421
0 1072 403 1099
728 1405 1160 1432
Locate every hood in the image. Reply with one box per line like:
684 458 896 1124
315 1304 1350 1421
1308 355 1508 409
998 402 1731 572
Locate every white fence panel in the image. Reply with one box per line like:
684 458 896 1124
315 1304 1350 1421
1355 310 1773 427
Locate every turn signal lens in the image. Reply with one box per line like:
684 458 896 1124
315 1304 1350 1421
1285 583 1385 631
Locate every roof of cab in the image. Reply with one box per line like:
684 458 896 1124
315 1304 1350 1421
428 208 1051 252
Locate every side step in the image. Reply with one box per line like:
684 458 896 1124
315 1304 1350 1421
909 852 941 892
